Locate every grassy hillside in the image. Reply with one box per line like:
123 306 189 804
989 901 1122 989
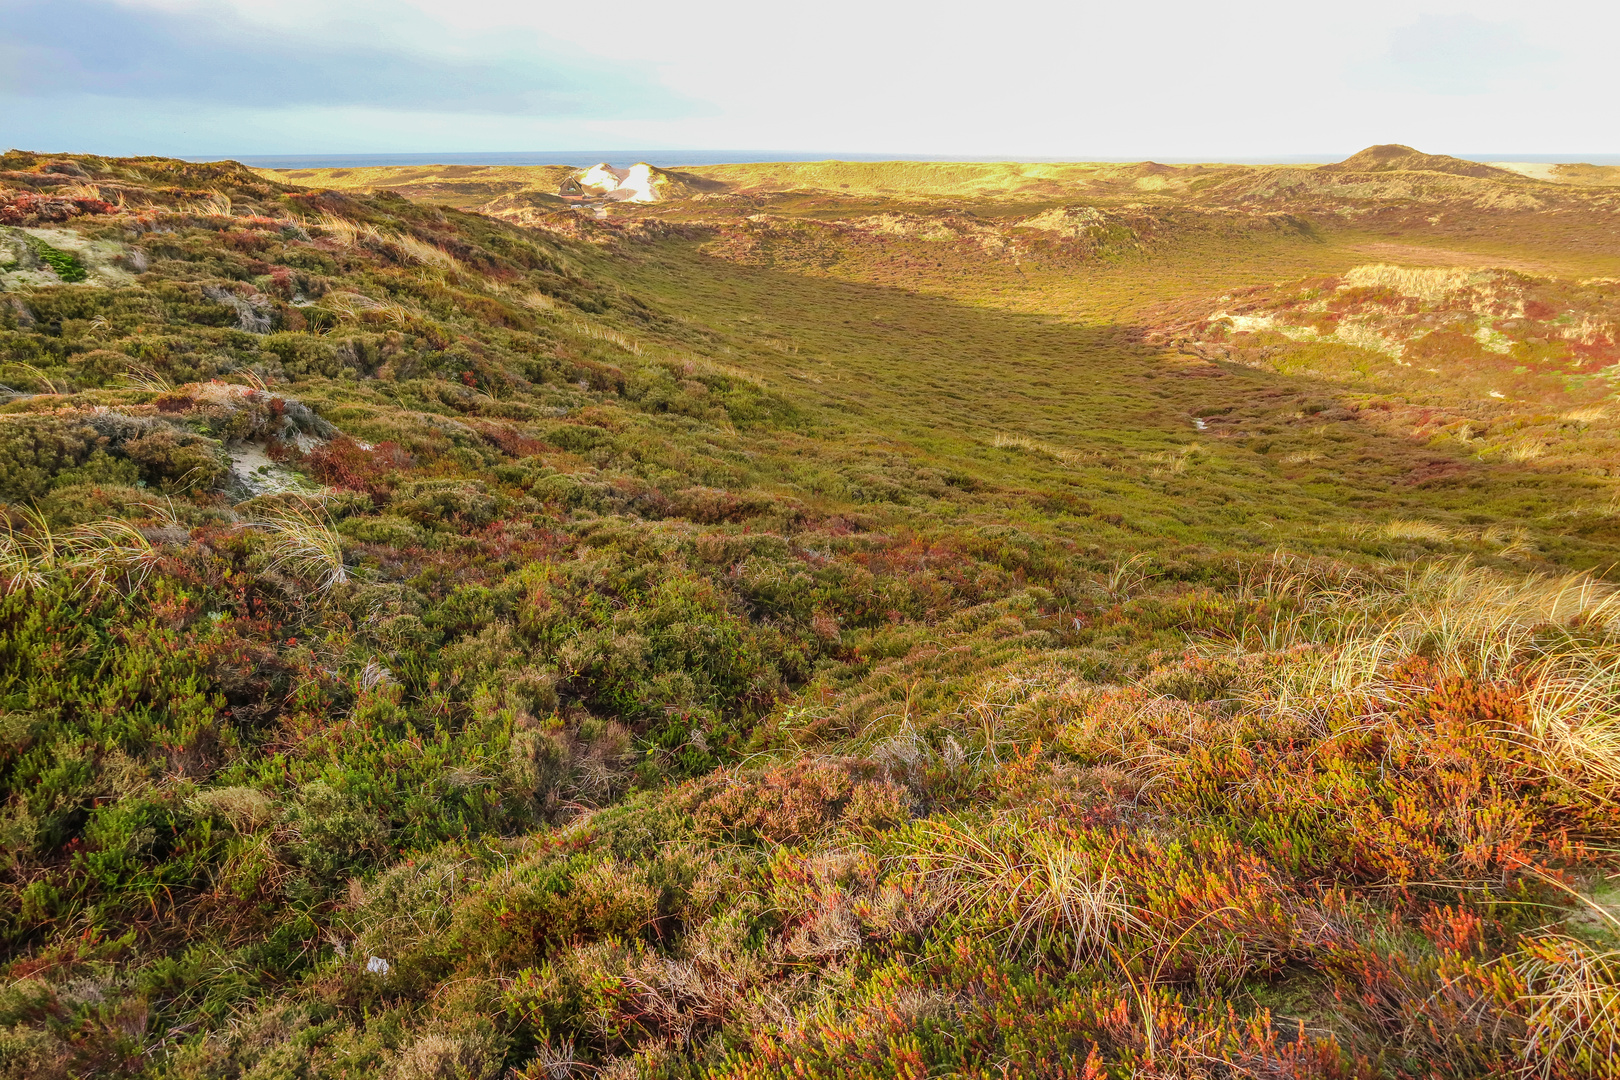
0 146 1617 1079
254 165 581 212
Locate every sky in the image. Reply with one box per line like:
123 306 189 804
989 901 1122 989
1 0 1615 161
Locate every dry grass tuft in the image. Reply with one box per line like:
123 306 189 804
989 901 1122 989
1204 560 1620 796
319 291 415 327
1561 405 1608 425
1342 263 1478 302
313 212 358 246
571 322 642 355
920 821 1136 966
116 362 174 393
314 214 458 270
390 232 459 270
1382 519 1452 544
1500 438 1548 462
0 510 159 595
669 353 767 389
991 432 1088 466
245 501 349 591
189 786 276 832
1516 936 1620 1077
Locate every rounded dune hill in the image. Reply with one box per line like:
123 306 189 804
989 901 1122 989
1328 143 1524 180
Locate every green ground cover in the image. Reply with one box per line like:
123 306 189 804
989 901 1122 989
0 148 1615 1079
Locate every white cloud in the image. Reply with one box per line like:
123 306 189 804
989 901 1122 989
1363 13 1558 96
3 0 1617 158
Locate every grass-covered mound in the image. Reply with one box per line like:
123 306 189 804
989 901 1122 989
0 151 1616 1079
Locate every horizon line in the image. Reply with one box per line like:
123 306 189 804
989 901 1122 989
186 149 1620 169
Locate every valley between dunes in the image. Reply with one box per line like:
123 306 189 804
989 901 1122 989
0 145 1617 1079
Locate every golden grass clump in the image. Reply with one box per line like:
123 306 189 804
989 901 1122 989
922 821 1135 966
1341 263 1478 302
1209 560 1620 795
991 432 1088 466
571 322 642 355
319 290 415 327
313 212 387 248
115 362 173 393
1515 936 1620 1077
1561 405 1608 425
0 510 159 594
390 231 459 269
313 213 457 269
1501 438 1548 462
1381 518 1451 544
246 501 349 591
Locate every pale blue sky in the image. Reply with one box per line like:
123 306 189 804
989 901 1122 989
1 0 1612 159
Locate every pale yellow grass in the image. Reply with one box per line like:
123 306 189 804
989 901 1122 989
1562 405 1608 425
246 500 348 591
991 432 1089 466
0 508 159 594
390 232 459 269
1515 937 1620 1077
1342 263 1478 302
1204 561 1620 793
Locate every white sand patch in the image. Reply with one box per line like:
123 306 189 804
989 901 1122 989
1216 313 1276 333
1209 312 1317 341
579 163 628 194
229 442 311 497
1487 162 1559 181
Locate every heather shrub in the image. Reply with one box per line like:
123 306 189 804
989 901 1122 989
286 781 390 887
0 416 101 500
117 426 228 489
339 513 426 547
390 479 498 530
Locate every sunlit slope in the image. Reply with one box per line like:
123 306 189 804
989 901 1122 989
255 160 1247 203
252 163 578 209
604 229 1620 568
255 146 1620 211
678 159 1248 198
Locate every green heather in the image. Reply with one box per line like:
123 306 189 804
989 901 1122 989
0 146 1616 1079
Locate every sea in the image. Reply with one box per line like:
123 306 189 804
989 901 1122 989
201 151 1620 170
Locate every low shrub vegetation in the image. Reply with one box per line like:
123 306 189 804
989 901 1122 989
0 151 1615 1079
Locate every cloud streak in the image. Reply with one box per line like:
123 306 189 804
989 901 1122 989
0 0 693 117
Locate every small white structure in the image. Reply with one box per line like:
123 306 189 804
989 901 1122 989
571 162 665 203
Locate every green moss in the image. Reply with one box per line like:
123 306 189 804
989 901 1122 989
26 237 87 283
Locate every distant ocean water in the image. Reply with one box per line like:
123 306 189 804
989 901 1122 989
205 151 1620 169
218 151 988 169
